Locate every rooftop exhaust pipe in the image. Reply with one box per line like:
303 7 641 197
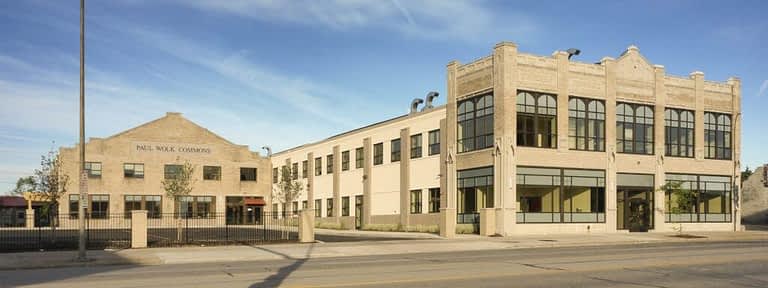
422 91 440 111
566 48 581 60
410 98 424 114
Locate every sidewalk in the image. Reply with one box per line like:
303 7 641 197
2 230 766 270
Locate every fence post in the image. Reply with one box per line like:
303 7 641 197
299 209 314 243
131 210 147 248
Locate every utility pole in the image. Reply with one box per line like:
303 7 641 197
77 0 87 261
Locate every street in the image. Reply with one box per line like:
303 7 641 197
1 240 766 288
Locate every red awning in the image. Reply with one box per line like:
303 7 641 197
244 198 266 206
0 196 26 207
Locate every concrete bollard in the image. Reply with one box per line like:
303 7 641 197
131 210 148 248
25 209 35 228
480 208 496 236
299 209 315 243
440 208 456 238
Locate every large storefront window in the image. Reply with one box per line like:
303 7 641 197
517 91 557 148
568 97 605 151
665 109 694 157
124 195 162 218
457 167 494 216
704 112 732 160
616 174 654 231
665 174 732 223
177 196 215 218
516 167 605 223
457 94 493 153
616 103 654 154
225 196 264 225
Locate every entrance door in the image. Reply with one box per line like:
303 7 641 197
245 205 262 225
617 188 653 232
355 195 363 229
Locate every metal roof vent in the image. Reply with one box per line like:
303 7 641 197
410 98 424 114
422 91 440 111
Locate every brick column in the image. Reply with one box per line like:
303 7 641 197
653 65 667 231
332 145 341 218
306 152 314 216
692 71 705 161
728 77 742 231
492 42 518 236
363 137 373 227
441 60 459 238
131 210 147 248
602 56 618 232
554 50 570 152
400 127 411 228
25 209 35 228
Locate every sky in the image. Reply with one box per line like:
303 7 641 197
0 0 766 193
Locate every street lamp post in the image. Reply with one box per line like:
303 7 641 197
77 0 87 261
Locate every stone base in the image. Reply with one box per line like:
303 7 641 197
440 208 456 238
480 208 496 236
25 209 35 229
299 209 315 243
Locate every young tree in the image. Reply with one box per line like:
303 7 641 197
161 160 196 241
11 176 36 196
272 165 303 237
26 150 69 232
273 165 303 217
661 181 696 233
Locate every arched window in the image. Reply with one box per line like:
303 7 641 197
457 93 494 153
517 91 557 148
569 97 605 151
665 108 694 157
705 112 732 160
616 102 654 154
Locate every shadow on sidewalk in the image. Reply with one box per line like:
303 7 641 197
248 244 315 288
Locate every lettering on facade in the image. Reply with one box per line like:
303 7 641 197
132 142 212 155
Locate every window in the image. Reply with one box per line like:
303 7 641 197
178 196 215 218
705 112 732 160
665 109 695 157
85 162 102 178
302 200 308 210
568 97 605 151
272 167 278 183
429 188 440 213
410 133 423 159
428 130 440 156
665 174 732 223
90 195 109 219
373 143 383 165
315 157 322 176
517 91 557 148
164 164 182 179
315 199 322 217
292 201 299 216
458 94 494 152
326 198 334 217
342 196 350 216
616 103 654 154
391 139 401 162
124 195 161 218
341 151 350 171
240 167 257 181
326 154 334 174
355 147 364 168
69 194 86 219
203 166 221 180
457 167 494 214
302 160 308 178
517 167 605 223
292 163 299 180
410 190 422 214
123 163 144 178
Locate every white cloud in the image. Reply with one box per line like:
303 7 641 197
167 0 536 42
758 80 768 97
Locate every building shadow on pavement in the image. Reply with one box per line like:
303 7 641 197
249 244 315 288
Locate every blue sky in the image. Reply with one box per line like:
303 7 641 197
0 0 766 192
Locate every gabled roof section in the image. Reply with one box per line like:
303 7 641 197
615 45 655 83
101 112 238 147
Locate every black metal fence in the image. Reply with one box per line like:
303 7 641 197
146 212 298 247
0 213 131 253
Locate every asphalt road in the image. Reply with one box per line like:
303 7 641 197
1 240 766 288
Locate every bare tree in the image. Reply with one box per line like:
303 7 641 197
30 150 69 230
161 160 196 241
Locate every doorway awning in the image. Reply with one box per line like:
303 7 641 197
244 198 266 206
